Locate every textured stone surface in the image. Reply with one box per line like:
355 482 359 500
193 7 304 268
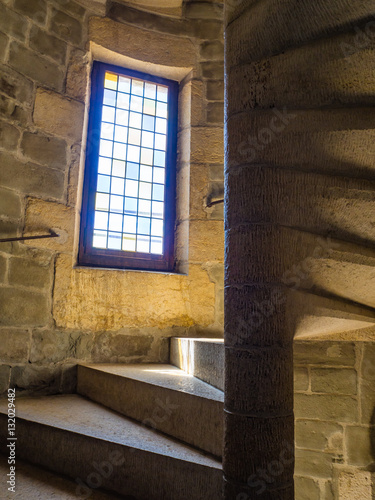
0 365 10 394
53 255 215 331
0 455 120 500
0 120 20 150
191 127 224 163
13 0 47 23
0 187 21 218
8 256 52 289
294 366 309 392
0 395 222 499
33 89 84 140
295 393 358 422
0 287 50 327
66 47 88 101
294 341 356 366
0 329 30 363
295 420 343 452
29 25 67 65
89 16 197 68
9 42 64 91
50 8 82 46
310 368 357 394
294 449 334 479
21 132 67 170
294 476 320 500
0 3 27 41
337 469 373 500
77 363 223 457
0 66 34 104
30 330 93 363
345 426 374 467
0 151 65 200
24 198 75 252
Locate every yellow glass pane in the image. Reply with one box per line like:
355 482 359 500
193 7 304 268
104 72 118 90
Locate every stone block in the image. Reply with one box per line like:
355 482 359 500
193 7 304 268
8 256 52 289
50 8 82 46
295 449 334 479
0 365 10 394
294 476 320 500
191 127 224 163
0 3 27 41
89 17 197 69
294 393 358 423
29 25 67 65
30 330 93 363
8 42 64 91
185 2 223 19
0 254 6 282
200 41 224 60
295 420 343 453
0 151 65 200
324 481 334 500
66 48 88 101
0 95 30 126
0 329 30 363
53 0 86 19
294 366 309 392
0 287 50 327
24 198 75 252
92 333 153 362
0 66 34 104
13 0 47 23
190 80 205 127
294 341 356 366
0 32 8 63
345 426 374 467
10 364 62 394
189 220 224 262
0 120 20 150
0 219 19 240
67 142 81 206
53 254 215 331
311 367 357 395
337 469 373 500
207 102 224 123
21 132 67 170
206 80 224 101
33 88 84 141
360 343 375 424
201 61 224 79
209 164 224 181
189 162 209 218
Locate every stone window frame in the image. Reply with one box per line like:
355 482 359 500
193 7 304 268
78 60 179 272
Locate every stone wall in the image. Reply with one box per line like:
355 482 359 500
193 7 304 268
0 0 224 395
294 340 375 500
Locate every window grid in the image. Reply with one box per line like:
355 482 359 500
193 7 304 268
93 71 169 256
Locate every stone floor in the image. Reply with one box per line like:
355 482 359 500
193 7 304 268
0 455 125 499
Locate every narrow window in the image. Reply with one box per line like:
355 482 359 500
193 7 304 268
79 62 178 271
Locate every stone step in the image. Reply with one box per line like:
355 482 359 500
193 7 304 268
171 338 224 391
77 363 224 458
0 395 222 500
0 455 122 500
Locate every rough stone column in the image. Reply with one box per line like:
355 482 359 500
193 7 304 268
223 7 295 497
224 0 375 498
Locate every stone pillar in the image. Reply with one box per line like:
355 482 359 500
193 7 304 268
224 0 375 498
223 6 295 497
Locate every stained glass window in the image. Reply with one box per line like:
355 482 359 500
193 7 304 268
79 63 178 271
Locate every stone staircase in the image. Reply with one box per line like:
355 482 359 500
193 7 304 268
0 338 224 500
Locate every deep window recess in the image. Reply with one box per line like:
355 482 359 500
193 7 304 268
79 62 178 271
